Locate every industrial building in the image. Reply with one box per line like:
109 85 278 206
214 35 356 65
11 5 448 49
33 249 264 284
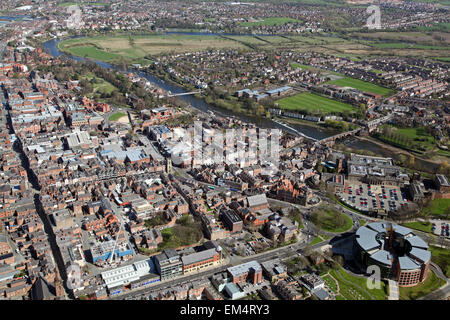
101 259 160 296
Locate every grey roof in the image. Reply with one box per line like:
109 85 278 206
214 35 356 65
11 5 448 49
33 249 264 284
355 226 380 251
367 222 387 233
227 260 262 278
393 225 413 236
247 194 268 207
398 256 421 270
312 288 329 300
181 248 218 266
224 282 241 294
408 247 431 264
370 249 392 266
407 236 428 250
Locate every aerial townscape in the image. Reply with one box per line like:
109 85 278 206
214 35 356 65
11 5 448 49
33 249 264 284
0 0 448 306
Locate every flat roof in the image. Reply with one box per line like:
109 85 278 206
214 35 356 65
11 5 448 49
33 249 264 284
227 260 261 278
181 248 218 266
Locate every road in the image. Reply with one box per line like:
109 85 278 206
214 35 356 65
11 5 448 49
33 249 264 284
110 231 333 300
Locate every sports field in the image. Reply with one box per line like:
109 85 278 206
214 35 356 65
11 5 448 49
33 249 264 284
59 34 245 64
327 77 394 96
277 92 354 115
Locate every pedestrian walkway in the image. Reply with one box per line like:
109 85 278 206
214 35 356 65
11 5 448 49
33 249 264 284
388 279 399 300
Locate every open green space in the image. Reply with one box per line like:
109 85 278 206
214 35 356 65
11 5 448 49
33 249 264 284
322 274 338 293
288 208 304 229
429 246 450 278
402 221 432 233
329 267 387 300
144 212 167 229
59 2 79 6
399 270 445 300
310 236 324 246
377 125 437 154
277 92 354 115
80 73 117 97
240 17 302 27
290 62 314 70
422 198 450 217
369 42 449 51
327 76 394 96
158 215 203 251
311 206 353 233
108 112 126 121
58 34 245 64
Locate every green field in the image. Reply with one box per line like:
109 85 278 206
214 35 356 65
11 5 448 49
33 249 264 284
109 112 126 121
290 62 314 70
422 198 450 217
240 17 302 27
59 34 245 64
311 206 353 233
370 42 449 51
327 77 394 96
277 92 354 115
402 221 432 233
59 2 79 6
310 236 324 245
81 73 117 96
329 267 387 300
158 219 203 251
399 270 445 300
429 246 450 278
378 125 437 154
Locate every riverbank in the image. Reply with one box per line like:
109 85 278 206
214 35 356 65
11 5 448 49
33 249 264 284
42 37 345 141
336 135 444 174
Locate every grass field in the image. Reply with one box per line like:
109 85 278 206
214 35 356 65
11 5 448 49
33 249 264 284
240 17 302 27
378 125 437 154
329 267 387 300
277 92 354 115
402 221 432 233
311 206 353 233
399 270 445 300
370 42 449 51
429 246 450 278
109 112 126 121
290 62 314 70
59 34 245 64
158 220 203 251
327 76 394 96
310 236 324 245
422 198 450 217
81 73 117 96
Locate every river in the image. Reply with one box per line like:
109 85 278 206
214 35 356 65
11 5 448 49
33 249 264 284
42 36 340 140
